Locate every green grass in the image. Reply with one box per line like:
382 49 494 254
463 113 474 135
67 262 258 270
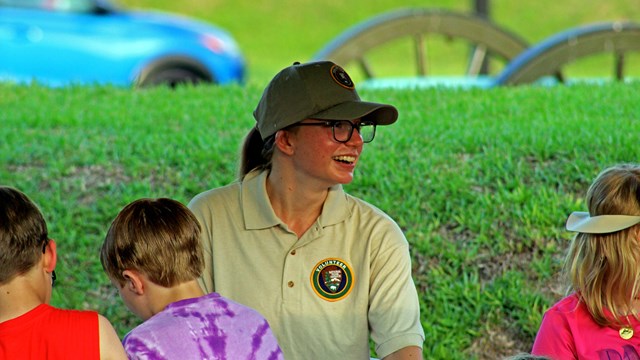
117 0 640 85
4 1 639 358
3 81 640 359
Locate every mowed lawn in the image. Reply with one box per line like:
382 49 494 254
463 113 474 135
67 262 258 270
2 81 639 358
118 0 640 85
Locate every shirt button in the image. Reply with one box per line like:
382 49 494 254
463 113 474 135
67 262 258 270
290 249 296 255
287 281 294 288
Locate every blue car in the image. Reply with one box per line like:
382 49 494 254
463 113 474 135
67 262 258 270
0 0 245 87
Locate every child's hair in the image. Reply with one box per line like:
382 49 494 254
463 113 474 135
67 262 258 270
100 198 204 287
564 164 640 326
0 186 49 285
503 353 550 360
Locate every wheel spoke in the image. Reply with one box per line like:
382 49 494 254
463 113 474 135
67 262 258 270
414 33 427 76
615 52 624 81
467 44 487 76
356 58 374 79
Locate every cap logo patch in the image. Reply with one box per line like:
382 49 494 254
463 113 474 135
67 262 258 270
310 258 354 302
330 65 355 89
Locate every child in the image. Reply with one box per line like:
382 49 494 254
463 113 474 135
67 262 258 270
0 186 127 360
532 164 640 358
100 197 283 359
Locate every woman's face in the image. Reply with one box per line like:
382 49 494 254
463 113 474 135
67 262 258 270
287 119 365 188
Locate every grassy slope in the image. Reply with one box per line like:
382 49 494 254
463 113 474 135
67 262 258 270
118 0 640 84
2 82 639 358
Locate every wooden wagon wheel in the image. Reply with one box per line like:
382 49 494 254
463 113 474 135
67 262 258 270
312 8 529 79
495 21 640 86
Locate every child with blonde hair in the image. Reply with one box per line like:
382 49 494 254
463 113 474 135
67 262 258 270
532 164 640 358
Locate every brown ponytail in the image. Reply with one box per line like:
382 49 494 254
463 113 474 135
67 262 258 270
239 127 276 178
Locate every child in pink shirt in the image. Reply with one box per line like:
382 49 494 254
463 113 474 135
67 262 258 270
532 164 640 359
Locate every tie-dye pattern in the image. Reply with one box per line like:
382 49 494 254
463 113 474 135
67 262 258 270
123 292 283 360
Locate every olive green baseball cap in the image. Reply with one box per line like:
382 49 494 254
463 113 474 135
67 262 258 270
253 61 398 140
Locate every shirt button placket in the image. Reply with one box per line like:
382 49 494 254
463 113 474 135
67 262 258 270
283 244 300 302
287 250 296 288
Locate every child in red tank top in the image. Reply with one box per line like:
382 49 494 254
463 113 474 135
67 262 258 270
0 186 127 360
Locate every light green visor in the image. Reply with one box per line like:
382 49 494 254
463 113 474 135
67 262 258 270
566 211 640 234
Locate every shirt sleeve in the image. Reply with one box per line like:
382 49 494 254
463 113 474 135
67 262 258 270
368 219 425 358
531 307 576 359
188 192 216 293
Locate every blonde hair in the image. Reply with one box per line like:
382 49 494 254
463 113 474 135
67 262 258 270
100 198 204 287
503 353 550 360
564 164 640 326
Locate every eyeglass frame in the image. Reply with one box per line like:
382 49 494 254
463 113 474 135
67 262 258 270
287 119 377 143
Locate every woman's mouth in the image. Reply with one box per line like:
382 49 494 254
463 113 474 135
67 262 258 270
333 155 357 164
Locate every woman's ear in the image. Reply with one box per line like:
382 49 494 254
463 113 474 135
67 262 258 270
274 129 295 156
43 239 57 273
122 270 145 295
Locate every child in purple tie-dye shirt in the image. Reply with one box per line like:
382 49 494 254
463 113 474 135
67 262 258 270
100 198 283 360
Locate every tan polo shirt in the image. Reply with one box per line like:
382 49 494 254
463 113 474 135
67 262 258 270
188 169 424 359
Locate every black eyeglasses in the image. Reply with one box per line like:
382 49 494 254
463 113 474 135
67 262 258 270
289 120 377 143
42 238 57 287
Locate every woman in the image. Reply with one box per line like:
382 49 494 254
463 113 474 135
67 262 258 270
189 61 424 359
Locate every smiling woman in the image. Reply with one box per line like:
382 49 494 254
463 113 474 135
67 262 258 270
0 0 245 87
187 60 425 359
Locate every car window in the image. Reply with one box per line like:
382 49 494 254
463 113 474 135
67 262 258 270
0 0 43 9
0 0 96 12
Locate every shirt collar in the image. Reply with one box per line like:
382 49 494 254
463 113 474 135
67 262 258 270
241 169 351 230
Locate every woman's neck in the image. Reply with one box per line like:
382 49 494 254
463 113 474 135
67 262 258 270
266 168 328 238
